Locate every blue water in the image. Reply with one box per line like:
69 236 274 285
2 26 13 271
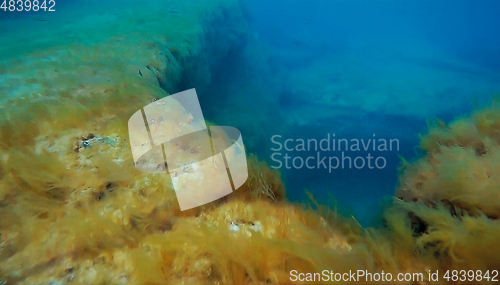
198 0 500 226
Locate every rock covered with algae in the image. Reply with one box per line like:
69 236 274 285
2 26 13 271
0 0 499 284
394 100 500 272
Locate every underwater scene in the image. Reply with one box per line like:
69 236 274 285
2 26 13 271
0 0 499 284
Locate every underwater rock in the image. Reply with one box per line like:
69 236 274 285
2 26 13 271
394 101 500 272
397 102 500 219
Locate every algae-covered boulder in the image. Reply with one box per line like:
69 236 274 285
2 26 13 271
395 101 500 273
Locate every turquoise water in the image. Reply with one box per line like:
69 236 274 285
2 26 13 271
196 0 500 225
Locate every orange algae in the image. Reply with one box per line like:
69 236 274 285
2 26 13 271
398 101 500 219
1 87 500 284
5 96 500 284
394 101 500 277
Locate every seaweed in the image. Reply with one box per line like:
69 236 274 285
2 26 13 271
0 0 498 281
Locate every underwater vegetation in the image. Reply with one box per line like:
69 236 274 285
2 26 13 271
395 100 500 272
2 95 500 284
0 0 499 284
